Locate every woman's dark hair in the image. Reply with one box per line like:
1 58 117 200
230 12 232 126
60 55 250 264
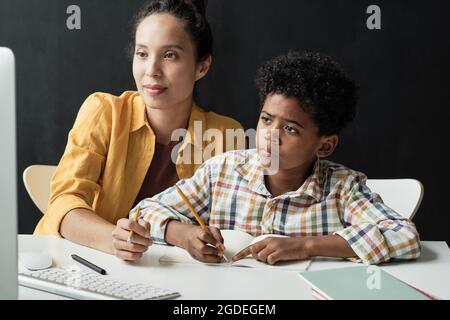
256 51 358 136
129 0 213 62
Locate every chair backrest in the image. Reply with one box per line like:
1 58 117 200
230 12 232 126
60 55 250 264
23 165 57 214
365 179 424 220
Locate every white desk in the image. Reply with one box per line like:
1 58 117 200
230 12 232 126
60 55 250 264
18 235 450 300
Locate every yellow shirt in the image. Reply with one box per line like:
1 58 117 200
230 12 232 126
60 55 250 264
34 91 244 236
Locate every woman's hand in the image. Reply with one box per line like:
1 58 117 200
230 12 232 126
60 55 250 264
112 218 153 261
181 224 226 264
232 237 313 265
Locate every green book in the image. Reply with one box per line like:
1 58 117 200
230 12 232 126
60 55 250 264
298 265 433 300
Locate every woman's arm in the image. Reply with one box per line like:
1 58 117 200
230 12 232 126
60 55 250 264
61 208 152 260
38 94 152 260
34 94 110 237
60 208 116 254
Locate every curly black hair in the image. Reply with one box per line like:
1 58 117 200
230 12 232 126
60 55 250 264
255 51 357 136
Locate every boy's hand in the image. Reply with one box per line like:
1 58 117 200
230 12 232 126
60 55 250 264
182 225 226 264
232 237 312 265
112 218 152 261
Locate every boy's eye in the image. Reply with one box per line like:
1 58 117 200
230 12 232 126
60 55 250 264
284 125 298 134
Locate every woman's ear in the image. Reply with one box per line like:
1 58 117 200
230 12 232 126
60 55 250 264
317 135 339 158
195 55 212 81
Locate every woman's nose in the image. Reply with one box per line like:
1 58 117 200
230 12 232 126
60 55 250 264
264 129 271 140
145 57 162 78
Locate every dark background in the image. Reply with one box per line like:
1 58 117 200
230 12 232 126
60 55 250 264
1 0 449 245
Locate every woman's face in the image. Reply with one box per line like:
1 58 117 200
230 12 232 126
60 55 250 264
133 13 210 110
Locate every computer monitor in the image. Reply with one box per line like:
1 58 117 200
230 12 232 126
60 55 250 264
0 47 18 299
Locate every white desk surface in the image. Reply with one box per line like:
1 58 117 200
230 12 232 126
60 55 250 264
18 235 450 300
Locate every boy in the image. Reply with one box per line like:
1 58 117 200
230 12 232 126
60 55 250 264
130 52 421 265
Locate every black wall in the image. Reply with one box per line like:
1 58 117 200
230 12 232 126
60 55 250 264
1 0 449 245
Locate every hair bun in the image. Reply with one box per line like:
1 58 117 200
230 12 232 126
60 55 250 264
189 0 208 16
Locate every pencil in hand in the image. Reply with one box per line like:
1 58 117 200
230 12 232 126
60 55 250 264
175 185 227 261
127 206 141 244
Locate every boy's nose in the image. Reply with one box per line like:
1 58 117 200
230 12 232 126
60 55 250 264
264 129 280 144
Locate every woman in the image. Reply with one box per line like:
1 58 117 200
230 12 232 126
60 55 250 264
34 0 243 261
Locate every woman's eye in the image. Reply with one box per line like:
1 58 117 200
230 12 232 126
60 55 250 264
164 52 177 59
261 116 271 124
135 51 147 58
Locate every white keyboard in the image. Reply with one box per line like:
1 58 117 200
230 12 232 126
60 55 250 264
19 267 181 300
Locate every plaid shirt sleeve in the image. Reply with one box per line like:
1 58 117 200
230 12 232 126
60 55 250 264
334 173 421 265
131 160 214 244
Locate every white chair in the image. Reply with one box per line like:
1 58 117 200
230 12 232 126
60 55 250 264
23 165 57 214
365 179 424 220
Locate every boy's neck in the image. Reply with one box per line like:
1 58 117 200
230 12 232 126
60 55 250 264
264 160 317 197
145 97 192 145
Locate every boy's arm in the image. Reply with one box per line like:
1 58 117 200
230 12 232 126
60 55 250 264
333 174 421 265
307 234 357 258
165 220 225 264
133 160 213 244
232 234 357 264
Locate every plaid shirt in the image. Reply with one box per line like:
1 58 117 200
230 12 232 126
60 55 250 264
133 149 421 265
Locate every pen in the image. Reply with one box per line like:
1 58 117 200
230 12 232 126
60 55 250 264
175 185 228 262
71 254 107 275
127 206 141 244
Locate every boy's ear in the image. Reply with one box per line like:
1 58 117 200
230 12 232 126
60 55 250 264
195 55 212 81
317 135 339 158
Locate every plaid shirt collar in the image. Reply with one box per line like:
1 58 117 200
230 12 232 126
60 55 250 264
234 150 324 202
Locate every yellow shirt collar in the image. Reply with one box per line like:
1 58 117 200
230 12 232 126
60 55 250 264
131 94 205 149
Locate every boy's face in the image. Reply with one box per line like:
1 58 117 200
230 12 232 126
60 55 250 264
256 93 338 172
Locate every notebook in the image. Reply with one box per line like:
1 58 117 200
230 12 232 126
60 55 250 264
160 229 311 271
298 265 436 300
